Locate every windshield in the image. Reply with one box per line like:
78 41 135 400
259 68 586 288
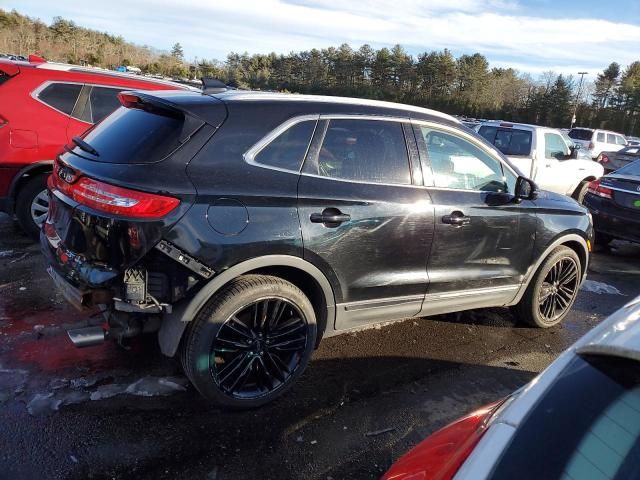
568 128 593 141
489 354 640 480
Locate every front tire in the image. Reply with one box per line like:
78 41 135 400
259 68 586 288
513 246 581 328
15 174 49 241
181 275 317 409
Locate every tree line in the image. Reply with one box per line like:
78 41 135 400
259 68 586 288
1 8 639 135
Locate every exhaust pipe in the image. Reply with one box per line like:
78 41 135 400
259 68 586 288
67 326 106 347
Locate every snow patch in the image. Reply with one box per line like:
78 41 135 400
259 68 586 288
581 280 624 295
89 376 188 401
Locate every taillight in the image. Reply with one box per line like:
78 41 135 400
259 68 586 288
600 154 609 164
588 142 594 150
587 180 613 199
50 162 179 218
383 401 502 480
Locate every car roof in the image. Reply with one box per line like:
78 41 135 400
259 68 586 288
478 121 555 132
212 90 460 123
0 58 197 91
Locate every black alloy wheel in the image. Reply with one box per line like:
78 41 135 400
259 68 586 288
181 274 317 409
211 297 309 399
537 257 579 323
513 245 582 328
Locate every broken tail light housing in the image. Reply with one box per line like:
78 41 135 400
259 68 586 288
50 161 179 218
587 180 613 199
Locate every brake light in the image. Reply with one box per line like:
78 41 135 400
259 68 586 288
588 142 594 150
500 122 513 127
28 54 46 64
50 162 179 218
383 401 502 480
118 93 143 108
600 154 609 164
587 180 613 199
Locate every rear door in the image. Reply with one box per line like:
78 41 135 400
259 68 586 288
298 116 434 330
413 121 536 309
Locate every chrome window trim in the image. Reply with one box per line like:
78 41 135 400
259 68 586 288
31 81 125 125
411 118 522 183
606 185 640 196
243 114 320 174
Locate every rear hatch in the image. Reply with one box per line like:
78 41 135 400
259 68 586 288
568 128 593 149
42 90 226 290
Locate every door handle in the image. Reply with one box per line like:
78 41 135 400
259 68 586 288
442 211 470 226
310 209 351 226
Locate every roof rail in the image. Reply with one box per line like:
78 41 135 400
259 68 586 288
201 78 228 94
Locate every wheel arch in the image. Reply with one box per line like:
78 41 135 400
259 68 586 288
570 176 597 198
158 255 336 357
6 161 54 214
509 233 589 306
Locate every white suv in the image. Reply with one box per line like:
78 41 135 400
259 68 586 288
567 128 627 159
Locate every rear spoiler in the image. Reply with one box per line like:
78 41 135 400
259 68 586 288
116 90 227 129
0 62 20 78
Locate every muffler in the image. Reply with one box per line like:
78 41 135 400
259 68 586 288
67 326 106 347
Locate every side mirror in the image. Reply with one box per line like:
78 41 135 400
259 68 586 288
515 176 538 202
573 143 581 150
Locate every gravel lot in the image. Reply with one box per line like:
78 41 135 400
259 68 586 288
1 212 638 480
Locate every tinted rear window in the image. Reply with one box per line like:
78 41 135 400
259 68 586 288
76 107 186 164
38 83 82 115
478 126 532 156
254 120 316 171
489 355 640 480
615 160 640 176
568 129 593 141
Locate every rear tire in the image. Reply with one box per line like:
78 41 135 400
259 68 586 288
181 274 317 409
15 174 49 241
572 181 589 204
513 246 581 328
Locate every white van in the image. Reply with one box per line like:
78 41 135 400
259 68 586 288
567 128 627 159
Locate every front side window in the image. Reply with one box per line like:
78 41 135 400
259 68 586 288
37 82 82 115
420 126 512 192
253 120 316 172
616 135 628 146
90 86 123 123
314 119 411 185
544 133 570 159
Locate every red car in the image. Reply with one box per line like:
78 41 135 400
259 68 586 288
0 55 192 238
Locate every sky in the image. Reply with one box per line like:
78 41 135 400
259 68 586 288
4 0 640 77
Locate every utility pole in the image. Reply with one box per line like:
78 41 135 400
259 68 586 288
570 71 588 128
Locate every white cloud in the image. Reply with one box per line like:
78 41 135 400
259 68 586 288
8 0 640 73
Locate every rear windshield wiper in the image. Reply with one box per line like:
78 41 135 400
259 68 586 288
72 136 99 157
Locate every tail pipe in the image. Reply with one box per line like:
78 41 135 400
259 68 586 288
67 326 106 347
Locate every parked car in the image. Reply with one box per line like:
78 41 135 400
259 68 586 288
0 55 193 239
626 136 640 146
567 127 628 159
598 145 640 173
583 159 640 246
477 122 603 201
560 130 592 161
43 90 593 408
383 295 640 480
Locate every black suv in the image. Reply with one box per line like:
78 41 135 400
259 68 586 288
42 89 593 408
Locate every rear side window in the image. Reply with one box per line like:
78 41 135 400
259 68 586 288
597 132 606 142
253 120 316 172
314 119 411 185
489 355 640 480
568 129 593 141
37 82 82 115
76 107 186 164
607 133 618 144
478 126 532 156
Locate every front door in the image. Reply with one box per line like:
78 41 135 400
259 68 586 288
298 117 435 330
413 122 537 311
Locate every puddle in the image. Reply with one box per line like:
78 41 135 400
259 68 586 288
581 280 624 296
